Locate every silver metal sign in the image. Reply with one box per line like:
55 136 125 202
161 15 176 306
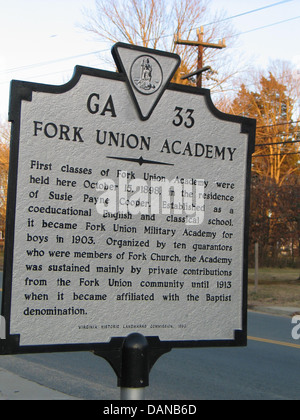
1 43 255 355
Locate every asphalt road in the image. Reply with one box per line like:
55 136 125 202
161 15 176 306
1 272 300 400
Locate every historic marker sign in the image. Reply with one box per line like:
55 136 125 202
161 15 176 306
1 43 255 354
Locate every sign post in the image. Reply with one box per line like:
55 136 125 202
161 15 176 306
1 43 255 398
119 333 149 400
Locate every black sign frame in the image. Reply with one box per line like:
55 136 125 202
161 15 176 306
1 48 255 357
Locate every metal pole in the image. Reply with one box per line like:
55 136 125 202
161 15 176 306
120 333 149 400
254 242 259 293
120 387 146 401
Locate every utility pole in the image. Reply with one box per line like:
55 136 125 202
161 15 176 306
174 27 226 88
254 242 259 293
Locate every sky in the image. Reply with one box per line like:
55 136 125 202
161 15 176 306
1 0 300 119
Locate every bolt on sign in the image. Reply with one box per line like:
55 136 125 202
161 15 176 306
1 43 255 355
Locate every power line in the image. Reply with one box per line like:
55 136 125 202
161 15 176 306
162 0 294 41
257 120 300 129
256 134 300 140
0 59 107 86
0 2 296 78
200 0 294 29
253 151 300 157
256 140 300 147
227 15 300 39
0 49 110 76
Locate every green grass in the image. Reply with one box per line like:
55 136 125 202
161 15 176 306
248 267 300 284
248 268 300 308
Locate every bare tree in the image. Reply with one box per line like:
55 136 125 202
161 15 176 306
82 0 238 89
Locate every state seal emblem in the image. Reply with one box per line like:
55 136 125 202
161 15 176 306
130 55 162 95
